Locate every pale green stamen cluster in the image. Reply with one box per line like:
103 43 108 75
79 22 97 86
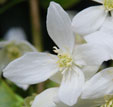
104 0 113 11
5 42 21 61
53 46 72 68
101 98 113 107
57 54 72 68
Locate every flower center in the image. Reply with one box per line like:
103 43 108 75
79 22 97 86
104 0 113 11
57 54 72 68
5 42 21 61
53 46 72 68
101 96 113 107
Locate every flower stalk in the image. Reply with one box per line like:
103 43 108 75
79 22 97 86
29 0 44 93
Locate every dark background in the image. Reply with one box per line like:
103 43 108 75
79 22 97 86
0 0 99 51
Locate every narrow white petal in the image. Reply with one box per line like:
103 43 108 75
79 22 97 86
59 67 84 106
82 67 113 99
47 2 75 52
32 88 58 107
92 0 104 3
3 52 58 85
72 6 106 35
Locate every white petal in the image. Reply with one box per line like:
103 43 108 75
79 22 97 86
32 88 58 107
59 67 84 106
3 52 58 85
72 6 106 35
82 65 99 80
76 43 112 66
50 71 62 84
92 0 104 3
85 31 113 59
4 28 27 41
75 98 104 107
47 2 75 52
74 43 113 80
100 17 113 35
82 67 113 99
18 40 37 52
17 84 29 90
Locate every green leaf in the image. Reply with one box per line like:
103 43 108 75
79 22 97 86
40 0 81 9
0 80 24 107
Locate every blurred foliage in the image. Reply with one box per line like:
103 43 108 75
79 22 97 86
0 0 81 14
40 0 81 9
0 0 6 4
0 79 24 107
0 0 25 14
45 80 59 89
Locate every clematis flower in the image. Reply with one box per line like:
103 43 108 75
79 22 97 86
81 67 113 107
72 0 113 35
3 2 112 106
31 87 103 107
0 29 37 90
32 67 113 107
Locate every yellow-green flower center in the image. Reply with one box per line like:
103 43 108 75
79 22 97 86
104 0 113 11
5 42 21 61
57 53 72 68
53 46 72 68
101 97 113 107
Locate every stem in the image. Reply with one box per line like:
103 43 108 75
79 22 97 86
29 0 44 93
29 0 43 51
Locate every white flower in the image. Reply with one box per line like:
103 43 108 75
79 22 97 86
81 67 113 107
0 40 36 90
0 29 36 90
31 87 101 107
32 67 113 107
3 2 112 106
72 0 113 35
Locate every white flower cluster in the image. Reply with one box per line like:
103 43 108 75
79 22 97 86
2 0 113 107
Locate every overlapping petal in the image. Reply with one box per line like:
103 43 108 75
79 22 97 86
47 2 75 53
100 17 113 35
59 66 84 106
82 67 113 99
77 43 112 66
50 71 62 84
85 31 113 59
32 88 58 107
72 6 106 35
3 52 58 85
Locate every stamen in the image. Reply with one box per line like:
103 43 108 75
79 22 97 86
5 42 21 61
53 46 72 70
101 95 113 107
104 0 113 11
